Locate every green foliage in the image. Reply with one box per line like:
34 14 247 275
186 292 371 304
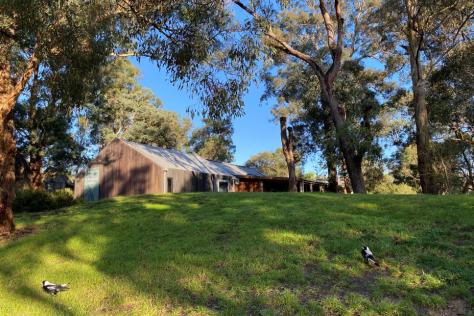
2 193 473 314
189 118 235 162
86 59 190 150
428 42 474 193
13 189 75 213
373 176 418 194
124 2 259 119
363 159 385 192
14 90 84 179
126 109 191 150
303 171 318 181
246 148 302 177
2 0 125 194
264 59 396 186
390 144 420 190
429 41 474 139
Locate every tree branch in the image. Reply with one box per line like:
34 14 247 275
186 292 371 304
9 50 39 106
319 0 336 55
121 0 180 45
0 27 16 40
232 0 324 77
322 0 345 84
433 9 474 66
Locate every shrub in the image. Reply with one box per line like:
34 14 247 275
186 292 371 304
373 182 418 194
371 175 418 194
13 188 76 213
50 189 76 209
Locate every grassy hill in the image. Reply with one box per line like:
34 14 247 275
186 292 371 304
1 193 473 315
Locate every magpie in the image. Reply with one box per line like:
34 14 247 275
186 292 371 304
42 280 69 295
361 246 380 266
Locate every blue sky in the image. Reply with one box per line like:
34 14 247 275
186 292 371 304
131 57 287 167
130 56 393 175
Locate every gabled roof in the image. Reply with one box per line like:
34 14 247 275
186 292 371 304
124 140 265 177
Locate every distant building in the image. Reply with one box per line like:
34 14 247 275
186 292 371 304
44 175 74 192
74 139 327 201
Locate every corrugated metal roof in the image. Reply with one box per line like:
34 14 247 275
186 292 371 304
124 140 265 177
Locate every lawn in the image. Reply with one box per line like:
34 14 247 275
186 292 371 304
0 193 473 315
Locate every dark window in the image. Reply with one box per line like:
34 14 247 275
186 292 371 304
218 181 229 192
167 177 173 193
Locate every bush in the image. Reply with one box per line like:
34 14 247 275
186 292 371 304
13 188 76 213
50 189 75 208
373 182 418 194
371 175 418 194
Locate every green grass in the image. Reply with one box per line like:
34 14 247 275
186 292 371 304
1 193 473 315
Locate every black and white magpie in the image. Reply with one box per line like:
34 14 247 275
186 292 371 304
42 280 69 295
361 246 380 266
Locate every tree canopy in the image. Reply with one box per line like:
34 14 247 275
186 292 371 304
189 118 235 162
85 59 190 150
246 148 302 177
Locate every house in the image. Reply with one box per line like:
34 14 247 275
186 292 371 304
74 139 326 201
44 175 74 192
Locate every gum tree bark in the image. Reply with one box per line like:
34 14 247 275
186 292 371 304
322 108 338 192
280 117 298 192
0 61 16 234
29 154 44 190
405 0 437 193
0 46 38 235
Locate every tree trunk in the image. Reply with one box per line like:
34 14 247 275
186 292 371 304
280 117 298 192
0 42 38 234
327 158 338 192
413 79 437 194
0 62 16 235
322 109 338 192
27 79 44 190
406 0 437 194
30 153 43 190
341 164 352 194
319 82 366 193
462 150 474 193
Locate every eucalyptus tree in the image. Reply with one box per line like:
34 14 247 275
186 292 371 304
14 92 81 190
263 62 338 191
189 118 235 162
246 148 301 177
428 41 474 192
374 0 474 193
86 59 191 150
119 1 257 120
268 101 306 192
429 41 474 150
230 0 383 193
0 0 119 234
0 0 255 234
264 58 397 193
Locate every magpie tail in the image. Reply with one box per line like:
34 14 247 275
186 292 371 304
368 258 380 266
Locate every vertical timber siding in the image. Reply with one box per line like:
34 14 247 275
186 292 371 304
75 139 164 199
166 169 234 193
74 174 84 198
236 179 263 192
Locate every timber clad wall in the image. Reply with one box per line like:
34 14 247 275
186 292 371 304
74 175 84 198
75 139 327 200
75 139 163 199
236 179 262 192
165 169 234 193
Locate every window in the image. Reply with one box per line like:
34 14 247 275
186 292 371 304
167 177 173 193
218 180 229 192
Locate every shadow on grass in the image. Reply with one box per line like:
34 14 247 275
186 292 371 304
1 193 473 315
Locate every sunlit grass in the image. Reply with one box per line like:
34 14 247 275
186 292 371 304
0 193 473 315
